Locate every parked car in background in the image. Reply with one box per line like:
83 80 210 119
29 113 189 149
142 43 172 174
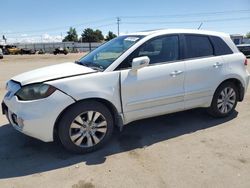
53 47 69 55
237 43 250 56
37 49 45 54
1 46 8 55
20 48 36 55
5 45 21 55
2 29 250 153
0 48 3 59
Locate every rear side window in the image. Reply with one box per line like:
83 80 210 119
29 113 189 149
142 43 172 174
210 36 233 55
185 35 213 59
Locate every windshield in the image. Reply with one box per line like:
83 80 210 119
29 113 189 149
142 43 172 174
77 35 144 71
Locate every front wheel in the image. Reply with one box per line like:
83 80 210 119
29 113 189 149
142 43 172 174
208 82 238 117
58 101 114 153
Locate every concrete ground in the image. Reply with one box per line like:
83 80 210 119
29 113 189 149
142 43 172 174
0 54 249 188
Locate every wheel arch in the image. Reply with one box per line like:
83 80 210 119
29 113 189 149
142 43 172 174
216 78 245 101
53 98 123 141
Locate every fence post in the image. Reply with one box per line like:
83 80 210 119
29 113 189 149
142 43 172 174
89 42 92 51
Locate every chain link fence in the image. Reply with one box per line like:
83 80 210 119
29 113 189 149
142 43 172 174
14 42 102 53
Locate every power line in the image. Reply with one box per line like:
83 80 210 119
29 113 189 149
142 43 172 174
5 9 250 35
2 9 250 38
3 18 115 35
122 16 250 25
6 23 116 38
120 9 250 19
91 23 115 28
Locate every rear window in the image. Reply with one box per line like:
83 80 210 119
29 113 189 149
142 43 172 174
185 35 213 59
210 36 233 55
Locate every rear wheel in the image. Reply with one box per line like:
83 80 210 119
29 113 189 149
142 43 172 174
58 101 114 153
208 82 238 117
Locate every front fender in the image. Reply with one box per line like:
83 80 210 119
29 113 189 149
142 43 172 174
46 71 122 113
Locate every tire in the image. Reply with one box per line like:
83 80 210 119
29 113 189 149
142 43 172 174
208 82 238 117
58 101 114 154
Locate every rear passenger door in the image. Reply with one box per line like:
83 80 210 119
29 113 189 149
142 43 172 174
183 34 225 109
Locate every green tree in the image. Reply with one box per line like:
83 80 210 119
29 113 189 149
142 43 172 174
246 32 250 38
105 31 117 41
63 27 78 42
80 28 104 42
95 29 104 41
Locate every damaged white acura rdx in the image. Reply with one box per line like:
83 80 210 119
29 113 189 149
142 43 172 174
2 29 250 153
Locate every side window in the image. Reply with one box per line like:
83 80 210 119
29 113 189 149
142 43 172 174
185 35 213 59
210 36 233 56
138 35 179 64
116 35 179 70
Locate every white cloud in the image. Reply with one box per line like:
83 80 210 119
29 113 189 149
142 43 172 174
0 40 5 45
7 33 63 44
41 33 62 42
0 30 12 34
20 34 28 37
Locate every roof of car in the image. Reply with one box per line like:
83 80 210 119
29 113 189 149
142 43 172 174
128 29 230 38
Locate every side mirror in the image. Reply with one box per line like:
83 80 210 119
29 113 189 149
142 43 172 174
131 56 150 71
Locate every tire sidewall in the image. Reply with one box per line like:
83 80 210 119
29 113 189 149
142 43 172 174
58 101 114 154
210 82 238 117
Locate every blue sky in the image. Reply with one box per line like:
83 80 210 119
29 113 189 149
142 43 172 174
1 0 250 43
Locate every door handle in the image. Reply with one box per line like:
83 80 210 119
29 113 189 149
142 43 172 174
213 62 223 68
170 70 183 77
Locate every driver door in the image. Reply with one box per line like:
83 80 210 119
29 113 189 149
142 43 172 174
118 35 185 123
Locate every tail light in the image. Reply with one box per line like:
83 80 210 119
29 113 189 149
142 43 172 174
244 59 248 66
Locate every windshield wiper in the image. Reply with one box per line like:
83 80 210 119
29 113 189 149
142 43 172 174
75 60 81 65
75 61 104 71
88 66 104 71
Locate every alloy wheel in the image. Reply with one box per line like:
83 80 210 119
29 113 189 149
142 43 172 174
217 87 236 114
69 111 108 148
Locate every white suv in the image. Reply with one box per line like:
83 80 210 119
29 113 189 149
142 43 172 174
2 29 250 153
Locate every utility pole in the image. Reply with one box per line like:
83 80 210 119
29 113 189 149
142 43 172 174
2 35 7 44
117 17 121 36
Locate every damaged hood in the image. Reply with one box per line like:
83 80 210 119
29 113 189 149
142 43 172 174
12 62 96 86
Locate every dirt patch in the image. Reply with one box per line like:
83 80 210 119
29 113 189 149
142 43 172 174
238 158 247 164
72 180 95 188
